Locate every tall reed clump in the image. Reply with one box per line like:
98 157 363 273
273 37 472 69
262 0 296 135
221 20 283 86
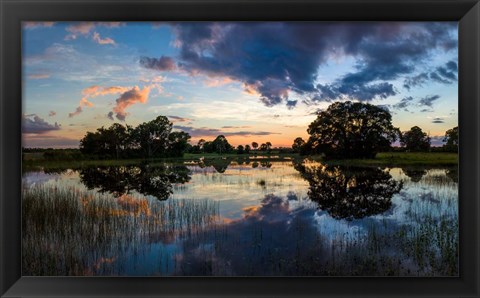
22 184 219 276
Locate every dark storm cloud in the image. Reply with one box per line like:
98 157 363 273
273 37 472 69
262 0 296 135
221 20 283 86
141 22 457 107
139 56 176 71
22 114 61 134
403 60 457 90
431 117 445 123
418 95 441 107
174 125 279 138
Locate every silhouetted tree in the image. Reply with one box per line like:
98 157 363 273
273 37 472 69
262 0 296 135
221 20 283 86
130 116 172 158
292 137 306 153
400 126 430 152
443 126 458 152
244 144 251 154
265 142 272 153
306 101 398 159
252 142 259 152
237 145 245 154
260 143 267 152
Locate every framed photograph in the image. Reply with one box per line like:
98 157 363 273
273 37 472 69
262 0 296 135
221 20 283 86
1 0 479 297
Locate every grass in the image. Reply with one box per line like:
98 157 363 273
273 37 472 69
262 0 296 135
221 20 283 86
309 152 458 166
22 184 219 276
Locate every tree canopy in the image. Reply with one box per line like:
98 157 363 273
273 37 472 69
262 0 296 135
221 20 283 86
305 101 398 159
80 116 191 159
443 126 458 152
400 126 431 152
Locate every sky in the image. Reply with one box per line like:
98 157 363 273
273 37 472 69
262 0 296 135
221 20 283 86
22 22 458 148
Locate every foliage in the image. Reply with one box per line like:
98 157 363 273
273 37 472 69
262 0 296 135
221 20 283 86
79 116 191 159
443 126 458 152
292 137 306 154
237 145 245 154
400 126 431 152
306 101 398 159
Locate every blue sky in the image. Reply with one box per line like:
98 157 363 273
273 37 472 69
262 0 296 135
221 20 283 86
22 22 458 148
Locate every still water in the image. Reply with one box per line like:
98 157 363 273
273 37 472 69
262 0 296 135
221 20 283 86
22 158 458 276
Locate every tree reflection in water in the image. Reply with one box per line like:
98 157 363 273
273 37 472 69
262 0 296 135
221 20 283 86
402 168 427 182
79 163 191 200
294 161 403 220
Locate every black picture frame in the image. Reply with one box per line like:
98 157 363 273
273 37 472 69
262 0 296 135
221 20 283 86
1 0 479 297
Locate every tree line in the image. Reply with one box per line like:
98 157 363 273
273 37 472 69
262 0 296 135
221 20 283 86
80 116 191 159
79 116 276 159
291 101 458 158
28 101 458 161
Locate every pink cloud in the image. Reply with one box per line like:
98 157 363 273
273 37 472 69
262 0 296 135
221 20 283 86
110 86 151 121
64 22 96 40
92 32 116 45
27 73 50 79
204 76 234 87
69 85 131 118
64 22 124 41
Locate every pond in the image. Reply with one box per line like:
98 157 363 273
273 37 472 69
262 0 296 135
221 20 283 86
22 158 458 276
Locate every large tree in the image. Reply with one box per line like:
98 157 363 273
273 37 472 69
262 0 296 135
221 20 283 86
306 101 398 159
130 116 173 158
400 126 431 152
443 126 458 152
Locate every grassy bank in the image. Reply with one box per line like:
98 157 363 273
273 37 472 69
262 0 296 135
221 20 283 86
310 152 458 167
22 151 457 173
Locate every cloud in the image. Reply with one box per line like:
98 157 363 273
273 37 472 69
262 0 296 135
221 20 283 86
65 22 96 40
142 22 455 107
22 114 61 134
393 96 414 110
139 56 177 71
173 125 280 138
403 73 429 90
64 22 123 43
48 111 56 117
403 60 457 90
431 117 445 123
418 95 440 107
221 125 251 129
92 32 116 45
69 85 131 118
168 115 193 122
23 134 79 148
27 73 50 79
111 86 151 121
430 135 446 147
23 22 55 29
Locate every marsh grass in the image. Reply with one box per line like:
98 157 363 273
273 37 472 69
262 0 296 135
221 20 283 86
22 184 219 276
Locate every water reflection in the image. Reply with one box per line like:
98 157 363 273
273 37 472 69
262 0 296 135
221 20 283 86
80 163 191 200
402 168 427 182
22 159 458 276
294 162 403 220
178 194 322 276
